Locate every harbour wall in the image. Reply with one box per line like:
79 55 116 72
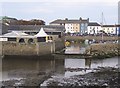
1 40 65 56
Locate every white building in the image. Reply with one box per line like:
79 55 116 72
102 25 117 35
87 22 102 35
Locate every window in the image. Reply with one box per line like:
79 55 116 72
48 36 53 40
111 31 113 33
81 23 84 26
76 27 78 29
19 38 25 43
8 38 16 41
28 38 34 44
58 35 61 38
37 37 46 42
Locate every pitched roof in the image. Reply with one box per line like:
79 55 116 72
88 22 101 26
8 25 65 32
102 25 116 27
50 18 88 24
3 31 29 37
34 28 48 37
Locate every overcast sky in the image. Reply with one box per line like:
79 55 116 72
0 0 119 24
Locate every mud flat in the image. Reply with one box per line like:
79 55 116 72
1 70 52 87
40 67 120 88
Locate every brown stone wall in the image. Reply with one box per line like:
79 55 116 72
2 40 65 56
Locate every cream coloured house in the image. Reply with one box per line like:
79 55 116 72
50 18 89 34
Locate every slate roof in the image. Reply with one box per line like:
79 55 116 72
102 25 116 27
50 19 88 24
8 25 65 32
88 22 101 26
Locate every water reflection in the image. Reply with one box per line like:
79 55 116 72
91 57 118 68
1 56 65 81
64 57 118 77
65 59 86 68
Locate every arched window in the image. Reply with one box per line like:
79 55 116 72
28 38 34 44
19 38 25 43
50 36 53 40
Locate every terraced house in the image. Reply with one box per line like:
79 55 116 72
102 25 118 35
50 17 89 35
87 22 101 35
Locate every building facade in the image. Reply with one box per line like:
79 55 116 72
87 22 101 35
50 17 89 35
102 25 117 35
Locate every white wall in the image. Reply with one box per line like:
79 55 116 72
102 27 116 34
87 26 102 34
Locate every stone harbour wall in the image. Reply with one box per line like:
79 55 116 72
1 40 65 56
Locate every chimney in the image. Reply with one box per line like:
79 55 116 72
65 18 68 20
79 17 82 20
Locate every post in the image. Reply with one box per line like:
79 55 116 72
0 56 2 87
0 42 2 87
36 43 39 55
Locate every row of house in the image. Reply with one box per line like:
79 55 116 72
0 17 120 36
50 18 120 35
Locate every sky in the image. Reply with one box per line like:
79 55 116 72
0 0 119 25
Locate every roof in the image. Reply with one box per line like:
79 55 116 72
50 18 89 24
3 31 29 37
115 25 120 27
34 28 48 37
8 25 65 32
88 22 101 26
102 25 116 27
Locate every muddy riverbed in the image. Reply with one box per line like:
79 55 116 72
41 67 119 88
1 67 119 88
